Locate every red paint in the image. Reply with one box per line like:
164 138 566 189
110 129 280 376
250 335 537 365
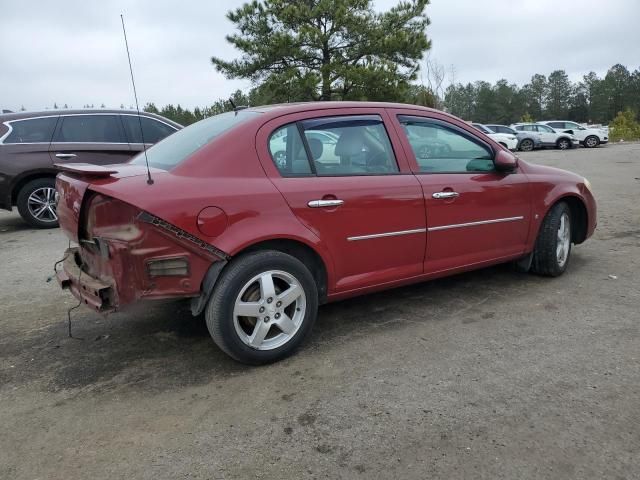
197 206 228 237
55 102 596 312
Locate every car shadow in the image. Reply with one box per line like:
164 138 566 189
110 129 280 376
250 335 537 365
1 256 587 396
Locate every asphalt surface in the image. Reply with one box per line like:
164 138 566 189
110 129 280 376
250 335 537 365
1 144 639 479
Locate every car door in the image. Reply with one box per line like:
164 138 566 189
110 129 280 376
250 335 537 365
389 110 530 273
535 124 558 144
256 110 426 293
49 114 132 165
121 114 179 154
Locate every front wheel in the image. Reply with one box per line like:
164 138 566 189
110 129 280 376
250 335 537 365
531 202 572 277
205 250 318 364
16 178 59 228
584 135 600 148
556 138 571 150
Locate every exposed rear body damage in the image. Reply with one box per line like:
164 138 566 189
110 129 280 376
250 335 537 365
55 166 227 312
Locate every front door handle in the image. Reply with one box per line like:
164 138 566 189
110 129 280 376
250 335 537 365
55 153 77 159
432 191 459 199
307 199 344 208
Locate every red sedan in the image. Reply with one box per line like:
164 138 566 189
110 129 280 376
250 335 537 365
55 102 597 364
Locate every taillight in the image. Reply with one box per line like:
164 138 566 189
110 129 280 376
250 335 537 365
81 193 143 243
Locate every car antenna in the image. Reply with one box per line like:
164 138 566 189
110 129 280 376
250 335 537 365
120 14 153 185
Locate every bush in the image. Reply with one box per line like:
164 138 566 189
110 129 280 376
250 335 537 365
609 109 640 141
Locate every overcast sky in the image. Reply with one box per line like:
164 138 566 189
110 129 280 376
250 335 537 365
1 0 638 111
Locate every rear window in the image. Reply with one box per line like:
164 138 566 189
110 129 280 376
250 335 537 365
3 116 58 143
122 115 178 144
131 110 259 170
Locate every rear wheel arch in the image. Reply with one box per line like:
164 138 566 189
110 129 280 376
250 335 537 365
192 237 330 317
239 238 329 304
11 170 58 205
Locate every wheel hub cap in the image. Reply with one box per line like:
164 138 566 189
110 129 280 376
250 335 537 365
233 270 306 350
27 187 58 222
556 213 571 267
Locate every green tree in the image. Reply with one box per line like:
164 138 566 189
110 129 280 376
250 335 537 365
545 70 571 118
609 108 640 141
211 0 431 102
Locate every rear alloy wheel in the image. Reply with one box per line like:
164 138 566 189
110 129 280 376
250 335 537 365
16 178 59 228
556 138 571 150
531 202 572 277
205 250 318 364
584 135 600 148
519 138 534 152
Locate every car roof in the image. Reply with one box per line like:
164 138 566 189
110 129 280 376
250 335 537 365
0 109 183 128
244 101 444 122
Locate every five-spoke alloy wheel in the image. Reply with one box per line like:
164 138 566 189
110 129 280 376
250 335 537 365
205 250 318 364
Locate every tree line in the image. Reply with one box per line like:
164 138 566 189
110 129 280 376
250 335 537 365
444 64 640 125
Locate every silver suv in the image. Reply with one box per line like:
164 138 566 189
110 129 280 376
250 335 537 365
510 123 579 150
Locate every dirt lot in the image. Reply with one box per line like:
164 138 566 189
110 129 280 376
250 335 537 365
1 144 638 479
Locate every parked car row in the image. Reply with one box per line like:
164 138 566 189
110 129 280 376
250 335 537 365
0 110 181 227
470 121 608 152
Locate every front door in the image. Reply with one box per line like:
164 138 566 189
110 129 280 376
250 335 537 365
49 114 133 166
391 112 531 273
257 112 426 293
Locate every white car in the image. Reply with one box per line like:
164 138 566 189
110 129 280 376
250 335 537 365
538 121 608 148
510 123 579 150
471 123 518 150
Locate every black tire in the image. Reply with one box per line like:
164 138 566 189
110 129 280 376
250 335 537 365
519 138 534 152
556 138 571 150
205 250 318 364
16 178 59 229
531 202 572 277
584 135 600 148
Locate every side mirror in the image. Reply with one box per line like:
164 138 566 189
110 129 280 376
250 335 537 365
494 149 518 172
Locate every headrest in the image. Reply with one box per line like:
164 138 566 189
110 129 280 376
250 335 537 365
335 129 365 157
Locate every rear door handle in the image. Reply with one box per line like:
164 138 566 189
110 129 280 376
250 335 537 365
432 191 459 199
307 199 344 208
55 153 77 159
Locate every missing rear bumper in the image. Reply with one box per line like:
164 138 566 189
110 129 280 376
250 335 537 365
56 248 116 313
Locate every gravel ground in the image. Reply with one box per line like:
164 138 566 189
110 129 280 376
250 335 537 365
1 144 638 479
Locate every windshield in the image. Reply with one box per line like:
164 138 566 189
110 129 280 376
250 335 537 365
131 110 260 170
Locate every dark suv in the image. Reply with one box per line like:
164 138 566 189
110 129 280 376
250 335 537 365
0 110 181 228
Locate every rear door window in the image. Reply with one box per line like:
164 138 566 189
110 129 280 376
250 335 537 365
54 115 125 143
121 115 178 144
300 115 399 176
268 124 313 176
3 117 58 143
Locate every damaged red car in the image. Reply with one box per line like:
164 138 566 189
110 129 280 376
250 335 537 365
55 102 596 364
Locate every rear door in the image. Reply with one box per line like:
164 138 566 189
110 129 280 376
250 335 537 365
256 110 426 293
389 110 530 273
535 124 559 144
49 114 132 165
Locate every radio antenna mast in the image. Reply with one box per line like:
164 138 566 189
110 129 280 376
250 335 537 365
120 14 153 185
